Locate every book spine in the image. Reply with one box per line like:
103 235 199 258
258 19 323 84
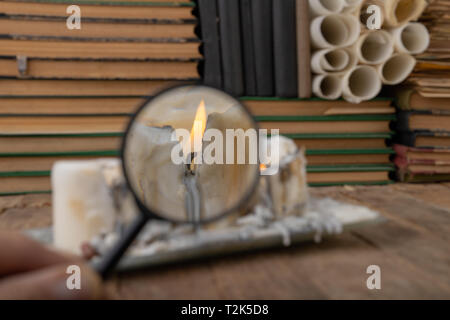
395 111 413 132
240 0 257 96
218 0 244 96
273 0 298 98
251 0 274 96
395 89 414 111
394 131 418 147
198 0 222 88
296 0 312 98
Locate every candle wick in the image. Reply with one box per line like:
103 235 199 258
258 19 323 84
186 152 197 174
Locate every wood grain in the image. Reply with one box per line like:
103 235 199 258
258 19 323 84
0 185 449 299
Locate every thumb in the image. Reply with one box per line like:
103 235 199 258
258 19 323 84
0 262 104 300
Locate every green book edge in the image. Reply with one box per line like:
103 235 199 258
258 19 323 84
0 181 395 196
255 115 396 122
308 181 393 187
0 148 394 157
240 96 393 102
0 150 119 157
306 148 394 156
307 164 395 172
0 132 393 139
0 164 396 177
283 132 393 139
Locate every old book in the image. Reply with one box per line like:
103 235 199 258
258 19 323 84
0 164 393 195
0 79 187 96
396 89 450 111
394 144 450 164
0 115 130 134
0 58 200 80
273 0 298 97
305 148 393 165
0 133 122 153
252 0 274 96
396 131 450 148
0 151 118 172
197 0 222 88
240 0 257 96
0 96 394 115
0 38 201 59
243 97 394 116
217 0 244 96
0 97 143 114
307 164 394 185
292 133 391 150
0 15 197 39
396 111 450 132
296 0 311 98
0 173 50 195
257 115 394 134
397 172 450 183
0 1 195 20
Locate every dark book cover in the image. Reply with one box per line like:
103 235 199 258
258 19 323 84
395 111 415 132
197 0 222 88
396 131 450 148
395 110 450 133
251 0 274 96
240 0 257 96
217 0 244 96
273 0 298 97
296 0 311 98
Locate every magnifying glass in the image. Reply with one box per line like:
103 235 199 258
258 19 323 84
94 85 260 278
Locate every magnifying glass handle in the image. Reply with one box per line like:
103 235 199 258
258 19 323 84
93 214 148 279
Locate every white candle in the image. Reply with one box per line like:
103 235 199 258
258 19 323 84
52 158 123 254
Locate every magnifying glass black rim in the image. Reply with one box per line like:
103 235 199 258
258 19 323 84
120 84 261 225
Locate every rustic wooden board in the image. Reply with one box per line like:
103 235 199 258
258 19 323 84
0 184 449 299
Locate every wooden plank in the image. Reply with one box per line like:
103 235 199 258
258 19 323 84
0 186 449 299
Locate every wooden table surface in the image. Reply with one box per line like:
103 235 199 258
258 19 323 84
0 184 449 299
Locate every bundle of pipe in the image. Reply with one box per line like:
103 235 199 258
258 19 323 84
309 0 430 103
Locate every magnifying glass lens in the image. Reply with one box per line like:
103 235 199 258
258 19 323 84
123 85 259 223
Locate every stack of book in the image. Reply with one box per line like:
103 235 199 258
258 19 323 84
393 0 450 182
0 0 200 195
394 90 450 182
197 0 395 186
198 0 311 98
247 97 396 186
407 0 450 97
0 0 398 195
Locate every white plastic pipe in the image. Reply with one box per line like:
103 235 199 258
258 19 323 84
310 14 361 49
311 47 358 74
308 0 345 17
342 0 363 13
353 30 394 65
391 22 430 55
370 0 427 28
312 74 343 100
377 53 416 85
342 66 382 103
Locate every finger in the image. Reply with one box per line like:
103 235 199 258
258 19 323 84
0 232 82 276
0 262 104 300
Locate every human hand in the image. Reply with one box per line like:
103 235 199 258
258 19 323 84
0 232 104 300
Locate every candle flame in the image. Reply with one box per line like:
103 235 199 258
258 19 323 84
190 99 207 147
260 163 267 171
